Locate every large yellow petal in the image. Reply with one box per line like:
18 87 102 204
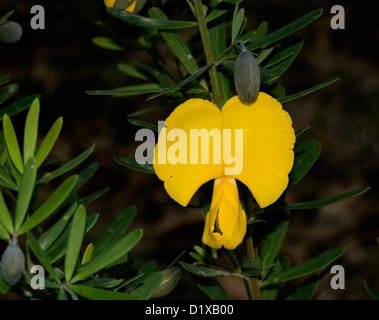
222 93 295 208
153 99 224 206
202 178 247 249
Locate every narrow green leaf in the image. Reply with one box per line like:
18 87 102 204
74 162 100 191
70 284 139 300
0 273 11 294
0 84 18 105
288 139 321 189
363 281 379 300
157 73 184 99
71 229 143 283
223 0 244 4
256 46 274 64
147 63 212 100
94 206 137 256
3 113 23 174
189 252 204 262
58 289 69 300
129 260 157 292
247 9 323 51
287 274 320 300
270 82 286 99
241 260 264 277
45 214 98 264
14 157 37 231
278 78 340 104
197 278 231 300
77 187 109 205
23 98 40 165
254 21 268 42
180 262 244 278
65 205 86 282
81 243 94 265
0 190 14 234
148 7 206 89
260 210 290 275
127 119 158 131
260 68 279 85
27 231 60 283
19 175 78 234
131 272 163 300
282 187 371 211
35 117 63 168
265 35 303 77
107 7 197 29
0 166 19 191
193 245 213 262
0 223 10 240
38 202 78 251
88 83 161 97
40 145 94 183
114 155 154 174
261 257 290 300
231 7 245 44
0 94 41 120
92 37 124 51
263 246 345 286
206 8 228 23
0 11 14 23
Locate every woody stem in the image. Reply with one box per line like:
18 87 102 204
245 226 261 300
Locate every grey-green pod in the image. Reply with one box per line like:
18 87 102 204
0 20 23 43
1 236 25 285
234 41 260 103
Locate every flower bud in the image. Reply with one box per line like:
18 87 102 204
1 236 25 285
151 267 182 298
105 0 147 13
234 41 260 103
0 20 23 43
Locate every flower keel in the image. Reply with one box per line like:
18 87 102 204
202 178 247 250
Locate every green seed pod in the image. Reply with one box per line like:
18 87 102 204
234 41 260 103
0 20 23 44
151 267 182 298
1 236 25 285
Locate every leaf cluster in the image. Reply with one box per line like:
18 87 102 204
0 78 164 300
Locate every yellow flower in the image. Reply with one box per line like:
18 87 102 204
153 93 295 249
104 0 136 13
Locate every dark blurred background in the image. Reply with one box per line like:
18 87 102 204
0 0 378 299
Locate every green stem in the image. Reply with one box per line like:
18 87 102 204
193 0 222 108
244 227 261 300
